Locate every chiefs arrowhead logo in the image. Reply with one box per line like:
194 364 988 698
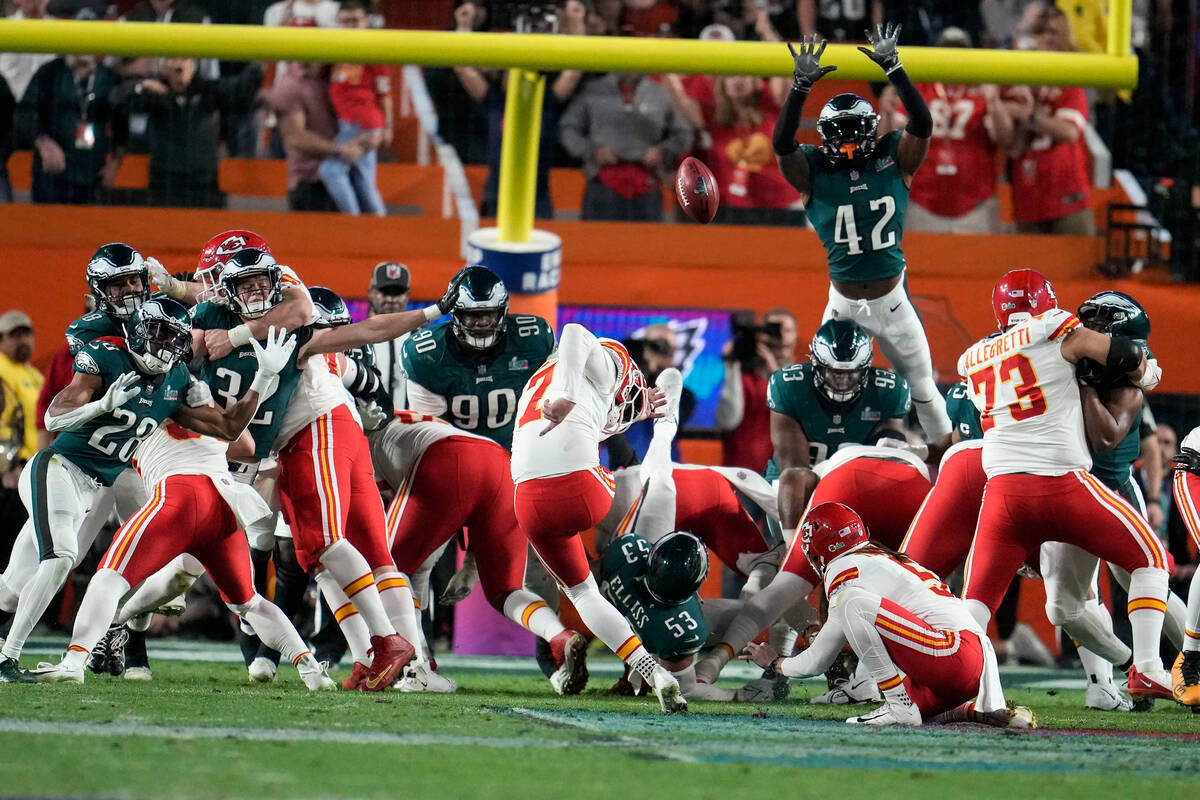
216 235 248 256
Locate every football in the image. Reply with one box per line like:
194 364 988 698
675 156 720 224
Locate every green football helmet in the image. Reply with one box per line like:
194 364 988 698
449 265 509 350
309 286 351 328
87 242 151 321
1077 291 1150 342
124 297 192 374
220 248 284 320
639 531 709 606
809 319 873 405
817 93 879 164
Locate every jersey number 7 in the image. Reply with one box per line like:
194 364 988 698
968 353 1048 432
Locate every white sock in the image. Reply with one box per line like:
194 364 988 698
1127 566 1169 672
1111 564 1188 650
1184 565 1200 654
503 589 566 641
232 594 309 666
560 574 644 660
317 539 396 638
62 569 132 670
1076 600 1117 685
114 554 204 625
1 556 72 660
314 569 373 665
373 569 428 659
911 389 951 440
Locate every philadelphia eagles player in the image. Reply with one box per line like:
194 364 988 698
773 25 949 442
0 298 289 682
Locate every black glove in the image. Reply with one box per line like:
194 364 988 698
787 35 837 93
858 22 902 74
1173 447 1200 476
437 269 468 316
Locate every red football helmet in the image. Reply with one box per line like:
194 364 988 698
991 268 1058 331
598 338 650 435
197 230 272 304
799 502 870 577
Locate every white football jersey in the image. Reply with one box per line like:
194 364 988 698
511 325 620 484
368 411 494 490
824 546 982 635
274 353 351 450
957 308 1089 478
1181 426 1200 453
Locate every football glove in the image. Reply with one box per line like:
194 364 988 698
858 22 903 74
787 35 837 92
1173 447 1200 476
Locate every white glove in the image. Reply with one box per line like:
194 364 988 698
355 396 389 432
146 257 185 300
100 372 142 412
249 326 296 395
1133 357 1161 391
438 553 479 605
186 377 213 408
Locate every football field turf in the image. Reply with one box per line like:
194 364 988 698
2 639 1197 799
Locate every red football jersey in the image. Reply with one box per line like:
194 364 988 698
1008 86 1091 224
908 84 1000 218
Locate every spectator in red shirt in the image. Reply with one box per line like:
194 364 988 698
318 0 391 216
885 27 1014 233
1005 6 1095 235
717 308 797 473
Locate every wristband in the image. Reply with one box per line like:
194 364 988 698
422 304 442 322
249 371 278 398
228 325 253 349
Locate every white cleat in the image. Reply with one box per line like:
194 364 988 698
651 667 688 714
296 656 337 691
248 656 277 683
847 701 922 726
998 703 1038 730
123 666 152 681
31 661 84 684
397 660 458 693
811 675 880 705
1085 680 1133 712
654 368 683 427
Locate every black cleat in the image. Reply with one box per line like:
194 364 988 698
0 656 36 684
106 626 130 677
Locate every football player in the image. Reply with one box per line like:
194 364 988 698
1171 428 1200 705
510 322 687 713
772 25 950 442
0 299 285 682
741 502 1031 728
958 269 1174 704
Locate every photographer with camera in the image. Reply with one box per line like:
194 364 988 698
620 324 696 464
717 308 797 472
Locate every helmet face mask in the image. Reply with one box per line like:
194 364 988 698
220 249 284 320
599 339 649 435
1077 291 1149 341
125 298 192 374
809 319 873 405
640 531 709 606
88 243 151 321
450 266 509 351
818 94 879 164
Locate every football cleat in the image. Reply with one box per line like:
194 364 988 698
0 657 36 684
654 368 683 429
297 656 336 692
1127 665 1173 702
811 675 880 705
32 660 84 684
734 674 790 703
847 700 921 726
87 626 118 675
547 630 589 696
153 592 188 617
1085 680 1133 712
397 660 458 693
123 666 153 681
106 625 130 677
248 656 278 683
1172 651 1200 706
342 662 370 691
362 634 416 692
1000 703 1038 730
650 667 688 714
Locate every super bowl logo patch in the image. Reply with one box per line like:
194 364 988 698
875 156 894 171
73 351 101 375
509 357 529 370
164 388 179 402
860 408 881 421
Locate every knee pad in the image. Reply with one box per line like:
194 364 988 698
1044 596 1085 628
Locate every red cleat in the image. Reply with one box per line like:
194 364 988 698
548 630 589 695
342 662 370 691
1127 666 1173 700
362 634 415 692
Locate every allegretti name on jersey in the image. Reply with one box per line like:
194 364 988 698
962 326 1033 371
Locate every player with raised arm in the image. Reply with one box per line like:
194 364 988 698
741 502 1030 728
773 24 949 443
509 322 687 714
0 299 285 682
959 269 1174 704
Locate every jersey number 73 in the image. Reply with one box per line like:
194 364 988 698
968 353 1048 432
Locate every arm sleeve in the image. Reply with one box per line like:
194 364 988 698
772 85 808 155
778 614 845 678
889 67 931 138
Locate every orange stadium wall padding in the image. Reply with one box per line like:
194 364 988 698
6 204 1198 396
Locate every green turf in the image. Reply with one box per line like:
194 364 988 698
1 658 1198 799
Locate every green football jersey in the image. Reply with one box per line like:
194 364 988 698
49 339 188 485
65 311 124 356
599 533 707 662
191 301 312 459
801 130 909 283
1090 406 1147 491
764 362 911 480
946 381 983 441
400 314 555 451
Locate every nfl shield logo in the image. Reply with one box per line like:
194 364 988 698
849 171 859 180
832 414 841 424
386 264 404 280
